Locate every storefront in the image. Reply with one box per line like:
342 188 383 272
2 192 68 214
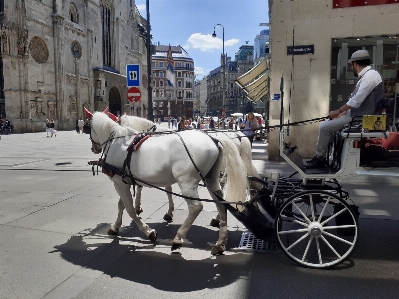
267 0 399 160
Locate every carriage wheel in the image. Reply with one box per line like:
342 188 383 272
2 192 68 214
275 190 358 268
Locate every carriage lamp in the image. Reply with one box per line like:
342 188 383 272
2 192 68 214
353 140 360 148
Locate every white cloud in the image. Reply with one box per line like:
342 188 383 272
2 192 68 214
136 4 146 14
194 67 206 77
187 33 239 52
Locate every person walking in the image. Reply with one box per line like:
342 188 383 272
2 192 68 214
240 112 258 147
177 117 186 131
46 119 50 137
306 50 383 168
49 119 56 137
209 117 215 129
78 118 84 134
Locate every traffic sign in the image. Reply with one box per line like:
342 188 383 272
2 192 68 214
127 87 141 102
126 64 140 87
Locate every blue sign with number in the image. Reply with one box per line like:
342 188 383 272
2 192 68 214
126 64 140 87
273 94 281 100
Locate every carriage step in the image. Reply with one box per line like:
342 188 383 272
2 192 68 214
237 232 281 253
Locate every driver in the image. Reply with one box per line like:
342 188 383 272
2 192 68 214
306 49 384 168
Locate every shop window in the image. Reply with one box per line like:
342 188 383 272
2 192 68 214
330 35 399 111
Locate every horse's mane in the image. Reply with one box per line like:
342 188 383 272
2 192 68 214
119 115 170 132
92 112 137 139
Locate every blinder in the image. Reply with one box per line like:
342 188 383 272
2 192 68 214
83 124 91 134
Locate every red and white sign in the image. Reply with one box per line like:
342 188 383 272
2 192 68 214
333 0 397 8
127 87 141 103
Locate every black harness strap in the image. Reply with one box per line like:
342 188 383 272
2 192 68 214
175 132 207 184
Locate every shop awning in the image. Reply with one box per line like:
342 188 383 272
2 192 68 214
235 58 270 102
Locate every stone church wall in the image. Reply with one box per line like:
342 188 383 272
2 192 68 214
1 0 147 132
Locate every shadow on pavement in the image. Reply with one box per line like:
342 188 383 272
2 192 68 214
53 222 260 292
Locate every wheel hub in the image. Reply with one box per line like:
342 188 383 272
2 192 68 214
308 222 323 237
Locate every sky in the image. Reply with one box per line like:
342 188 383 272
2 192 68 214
135 0 269 80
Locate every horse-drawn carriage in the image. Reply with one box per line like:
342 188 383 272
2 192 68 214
84 108 399 269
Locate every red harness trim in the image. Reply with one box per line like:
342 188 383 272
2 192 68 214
127 134 151 152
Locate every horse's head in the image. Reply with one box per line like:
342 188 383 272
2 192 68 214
84 107 103 154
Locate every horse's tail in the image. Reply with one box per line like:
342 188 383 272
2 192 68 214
239 136 262 190
216 135 249 205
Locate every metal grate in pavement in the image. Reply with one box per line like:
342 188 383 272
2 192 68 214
237 231 280 253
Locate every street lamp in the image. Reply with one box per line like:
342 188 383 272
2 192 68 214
212 24 225 126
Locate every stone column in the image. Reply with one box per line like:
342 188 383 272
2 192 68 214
75 60 81 119
52 14 64 128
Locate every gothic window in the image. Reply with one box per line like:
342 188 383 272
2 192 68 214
71 41 82 59
101 2 112 66
70 3 79 24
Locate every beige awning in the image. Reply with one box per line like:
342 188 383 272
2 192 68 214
236 58 270 102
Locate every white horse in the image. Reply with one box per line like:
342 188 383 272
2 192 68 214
115 114 262 225
85 110 248 254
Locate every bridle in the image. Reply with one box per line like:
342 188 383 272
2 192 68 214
83 122 110 154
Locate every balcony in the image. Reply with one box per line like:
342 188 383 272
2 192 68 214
175 66 194 71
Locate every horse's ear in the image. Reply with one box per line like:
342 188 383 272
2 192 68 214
102 107 109 114
84 107 93 119
108 112 120 122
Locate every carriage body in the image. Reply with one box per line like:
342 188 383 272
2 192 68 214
246 124 399 268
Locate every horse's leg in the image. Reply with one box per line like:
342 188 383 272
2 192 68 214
171 185 203 250
113 179 157 244
205 160 228 255
108 197 125 235
135 185 144 215
163 185 174 222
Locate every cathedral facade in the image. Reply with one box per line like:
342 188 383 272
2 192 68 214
0 0 149 132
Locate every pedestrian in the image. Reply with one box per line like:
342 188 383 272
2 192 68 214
46 119 50 137
49 119 56 137
75 119 79 134
167 115 171 128
240 112 257 147
209 117 215 129
228 118 234 130
306 50 384 168
177 117 186 131
78 118 84 134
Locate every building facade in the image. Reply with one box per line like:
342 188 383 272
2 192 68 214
254 29 270 65
268 0 399 160
207 43 256 118
0 0 148 132
151 45 194 120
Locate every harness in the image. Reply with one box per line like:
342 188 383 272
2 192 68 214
86 116 330 206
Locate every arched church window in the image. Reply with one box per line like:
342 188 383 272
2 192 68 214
70 3 79 24
101 1 112 66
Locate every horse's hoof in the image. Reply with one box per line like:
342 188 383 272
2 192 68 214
148 230 158 244
210 218 220 228
107 228 118 235
171 242 182 251
163 213 173 222
211 245 225 256
136 207 143 215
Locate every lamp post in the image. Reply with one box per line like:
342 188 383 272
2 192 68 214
212 24 225 126
145 0 154 121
